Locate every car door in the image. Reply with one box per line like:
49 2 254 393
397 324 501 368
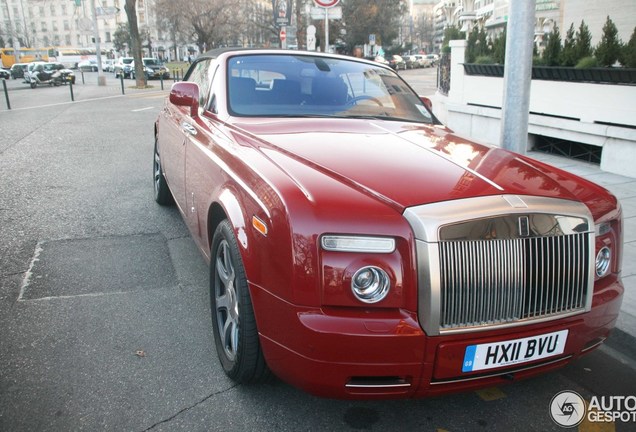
158 59 212 213
181 61 220 248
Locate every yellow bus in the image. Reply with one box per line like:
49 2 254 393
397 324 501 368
0 47 49 68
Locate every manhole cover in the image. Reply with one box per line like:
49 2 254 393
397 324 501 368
21 233 177 300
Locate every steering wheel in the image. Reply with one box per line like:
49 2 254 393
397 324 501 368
347 95 384 106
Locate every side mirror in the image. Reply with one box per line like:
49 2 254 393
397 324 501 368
420 96 433 111
169 82 200 117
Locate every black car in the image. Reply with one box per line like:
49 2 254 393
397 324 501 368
9 63 29 79
0 69 10 79
130 58 170 80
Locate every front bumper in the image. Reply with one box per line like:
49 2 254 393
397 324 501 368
251 276 623 399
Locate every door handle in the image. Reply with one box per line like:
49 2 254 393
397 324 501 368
181 122 197 136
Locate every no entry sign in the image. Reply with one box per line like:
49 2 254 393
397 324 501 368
314 0 339 7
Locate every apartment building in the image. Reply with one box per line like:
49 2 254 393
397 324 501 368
0 0 158 56
433 0 635 52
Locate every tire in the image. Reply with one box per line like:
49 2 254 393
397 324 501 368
153 136 174 206
210 220 270 383
30 81 36 89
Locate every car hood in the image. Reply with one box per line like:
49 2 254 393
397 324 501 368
231 118 582 211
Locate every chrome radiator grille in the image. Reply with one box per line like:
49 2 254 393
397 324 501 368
438 233 590 330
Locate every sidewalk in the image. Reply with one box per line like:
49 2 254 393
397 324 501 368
1 71 172 112
528 151 636 341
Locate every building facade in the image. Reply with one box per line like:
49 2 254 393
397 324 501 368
434 0 635 52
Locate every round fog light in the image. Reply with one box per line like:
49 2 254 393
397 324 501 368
351 266 390 303
595 247 611 277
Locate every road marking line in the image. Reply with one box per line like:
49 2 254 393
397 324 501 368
475 387 506 401
17 241 43 301
132 106 155 112
17 290 135 302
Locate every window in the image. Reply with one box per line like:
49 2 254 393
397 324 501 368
64 20 69 31
50 4 56 16
41 21 47 32
105 32 111 42
185 59 215 111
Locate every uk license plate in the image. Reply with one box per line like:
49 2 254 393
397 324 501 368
462 329 568 373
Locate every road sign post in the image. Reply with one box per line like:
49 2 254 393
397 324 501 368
312 0 340 53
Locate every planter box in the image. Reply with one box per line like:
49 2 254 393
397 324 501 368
462 63 636 85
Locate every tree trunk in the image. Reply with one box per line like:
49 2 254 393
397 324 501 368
124 0 146 87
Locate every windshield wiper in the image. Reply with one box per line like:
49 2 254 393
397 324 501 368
337 114 429 124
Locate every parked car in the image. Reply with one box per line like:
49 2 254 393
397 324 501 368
103 59 115 72
426 53 439 66
114 57 134 78
413 54 431 68
372 55 390 66
10 63 29 79
0 68 9 79
78 59 98 71
153 48 623 400
388 54 407 70
130 57 170 80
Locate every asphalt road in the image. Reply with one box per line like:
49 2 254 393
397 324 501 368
0 70 634 432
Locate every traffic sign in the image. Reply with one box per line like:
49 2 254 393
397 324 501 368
280 27 287 42
310 6 342 20
314 0 339 7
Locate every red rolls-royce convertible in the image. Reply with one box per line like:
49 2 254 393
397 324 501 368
154 48 623 399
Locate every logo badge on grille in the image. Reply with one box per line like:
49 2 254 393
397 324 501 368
518 216 530 237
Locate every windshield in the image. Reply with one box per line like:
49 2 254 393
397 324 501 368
227 54 433 123
143 58 161 66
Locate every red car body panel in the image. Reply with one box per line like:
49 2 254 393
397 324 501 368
155 49 624 399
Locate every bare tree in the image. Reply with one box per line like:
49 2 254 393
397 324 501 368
340 0 407 52
415 11 435 53
154 0 282 56
124 0 146 87
155 0 187 60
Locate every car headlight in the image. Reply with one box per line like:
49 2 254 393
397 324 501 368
351 266 390 303
595 246 611 278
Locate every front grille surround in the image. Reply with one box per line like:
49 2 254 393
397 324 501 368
404 195 595 336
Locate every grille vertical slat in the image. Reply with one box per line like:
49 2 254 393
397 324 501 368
439 233 590 330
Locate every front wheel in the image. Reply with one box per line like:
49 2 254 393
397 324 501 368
210 220 270 383
153 136 174 206
30 81 36 89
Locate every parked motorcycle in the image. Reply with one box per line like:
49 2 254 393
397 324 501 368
28 62 75 88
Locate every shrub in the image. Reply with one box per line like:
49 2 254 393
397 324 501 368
595 16 623 66
542 25 562 66
474 55 494 64
575 56 599 69
561 24 577 66
533 56 546 66
491 28 506 64
442 25 464 50
575 21 593 61
466 27 489 63
621 26 636 67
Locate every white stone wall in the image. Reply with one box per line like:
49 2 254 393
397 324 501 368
433 40 636 177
